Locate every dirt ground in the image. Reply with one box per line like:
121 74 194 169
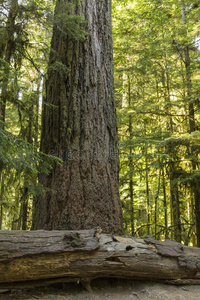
1 279 200 300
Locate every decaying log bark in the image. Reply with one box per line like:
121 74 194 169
1 228 200 288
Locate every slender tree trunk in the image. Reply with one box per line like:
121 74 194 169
160 48 171 240
17 205 22 230
170 172 181 243
129 176 134 236
162 167 168 238
21 102 33 230
21 186 28 230
194 185 200 247
181 0 195 133
11 190 20 230
32 0 123 233
145 148 150 236
0 0 18 128
164 79 181 242
161 44 177 241
154 165 161 239
128 76 134 236
144 123 150 235
35 75 42 149
0 204 3 230
0 172 4 230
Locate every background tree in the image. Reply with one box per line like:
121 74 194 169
113 0 200 245
0 0 59 230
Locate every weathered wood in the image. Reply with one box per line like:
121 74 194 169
0 229 200 288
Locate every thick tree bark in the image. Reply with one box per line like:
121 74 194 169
32 0 123 233
1 229 200 288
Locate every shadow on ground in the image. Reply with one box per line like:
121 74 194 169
1 278 200 300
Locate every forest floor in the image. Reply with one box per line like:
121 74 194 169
1 279 200 300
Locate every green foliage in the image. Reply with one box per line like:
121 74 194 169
113 0 200 245
0 0 85 230
54 13 87 41
54 0 87 41
49 61 70 76
0 129 61 173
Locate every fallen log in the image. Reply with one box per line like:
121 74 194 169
0 228 200 288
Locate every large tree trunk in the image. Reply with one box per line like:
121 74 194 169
1 229 200 288
31 0 123 233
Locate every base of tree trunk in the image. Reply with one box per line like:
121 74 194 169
1 229 200 288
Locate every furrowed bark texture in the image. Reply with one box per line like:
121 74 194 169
31 0 123 233
1 229 200 288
